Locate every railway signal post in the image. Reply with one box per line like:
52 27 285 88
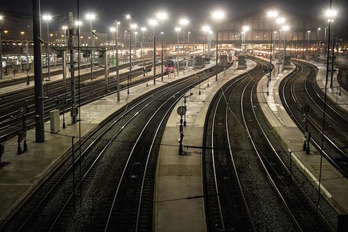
33 0 45 142
177 106 186 156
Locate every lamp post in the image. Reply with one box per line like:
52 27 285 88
157 11 168 82
267 9 279 95
126 14 132 94
131 23 138 68
148 19 158 85
43 14 52 81
188 31 191 53
110 21 121 101
0 15 4 80
307 30 311 57
141 27 147 66
175 27 181 76
179 18 189 60
62 25 68 44
317 27 321 49
202 25 211 57
242 25 250 53
86 13 96 80
317 5 337 213
276 17 285 74
282 25 290 68
211 10 225 82
325 8 337 88
134 31 138 62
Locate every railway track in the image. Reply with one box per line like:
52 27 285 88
0 62 94 88
280 60 348 178
2 61 229 232
0 60 155 142
203 58 336 231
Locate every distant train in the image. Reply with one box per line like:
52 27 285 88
193 55 205 69
164 60 175 73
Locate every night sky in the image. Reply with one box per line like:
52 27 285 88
1 0 347 32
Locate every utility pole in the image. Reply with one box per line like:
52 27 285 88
161 32 164 81
0 30 3 80
153 35 156 85
115 21 120 101
33 0 45 142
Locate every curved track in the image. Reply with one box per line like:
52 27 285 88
280 60 348 178
203 58 336 231
2 61 230 232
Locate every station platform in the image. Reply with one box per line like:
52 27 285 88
0 63 211 228
154 60 256 232
257 58 348 216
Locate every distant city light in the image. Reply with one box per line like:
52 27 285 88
62 25 68 30
110 27 116 32
126 14 131 19
0 15 3 20
141 27 147 32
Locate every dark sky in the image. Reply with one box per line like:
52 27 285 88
1 0 347 32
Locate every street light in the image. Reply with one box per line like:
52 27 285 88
0 15 4 80
317 27 321 48
126 15 133 94
110 20 121 101
85 13 96 80
276 17 286 74
131 23 138 65
175 27 181 76
307 30 311 57
202 25 212 58
242 25 250 52
141 27 147 65
266 9 279 95
179 18 189 59
188 31 191 53
157 11 168 82
148 18 158 85
324 8 338 88
211 9 225 81
281 25 290 67
134 31 138 62
43 14 52 81
202 26 209 56
62 25 68 44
